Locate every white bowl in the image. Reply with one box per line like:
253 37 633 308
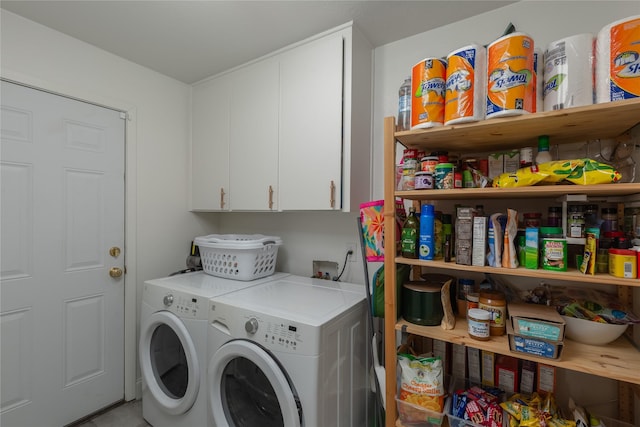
562 315 628 345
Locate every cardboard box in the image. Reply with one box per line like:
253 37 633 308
481 350 495 386
508 303 565 342
537 364 556 394
472 216 487 266
495 355 519 393
467 347 481 383
525 227 539 269
507 322 564 360
503 150 520 173
520 360 536 394
451 344 467 378
488 152 504 179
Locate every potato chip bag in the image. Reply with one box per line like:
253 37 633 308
397 353 445 413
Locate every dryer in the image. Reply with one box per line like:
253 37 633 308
139 271 289 427
207 275 369 427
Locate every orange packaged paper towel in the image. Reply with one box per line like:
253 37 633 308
596 15 640 103
486 32 535 118
411 57 447 129
444 44 487 125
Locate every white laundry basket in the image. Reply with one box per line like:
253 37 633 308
194 234 282 281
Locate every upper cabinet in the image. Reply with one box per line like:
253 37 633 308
189 22 372 212
191 74 230 211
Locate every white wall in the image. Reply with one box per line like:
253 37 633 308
372 0 639 419
0 10 219 398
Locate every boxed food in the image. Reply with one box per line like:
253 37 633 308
507 322 564 359
446 377 505 427
508 303 565 342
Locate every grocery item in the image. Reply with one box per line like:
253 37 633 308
397 76 412 131
535 135 553 164
468 308 491 340
397 354 445 413
411 57 447 129
401 206 420 258
479 290 507 336
419 204 436 260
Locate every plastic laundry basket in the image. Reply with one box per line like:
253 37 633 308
194 234 282 281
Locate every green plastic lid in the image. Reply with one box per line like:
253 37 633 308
540 226 562 236
538 135 550 150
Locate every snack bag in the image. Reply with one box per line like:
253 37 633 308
397 353 445 414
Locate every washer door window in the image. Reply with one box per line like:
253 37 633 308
209 340 302 427
139 311 199 415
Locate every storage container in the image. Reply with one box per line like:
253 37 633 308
195 234 282 281
396 397 446 427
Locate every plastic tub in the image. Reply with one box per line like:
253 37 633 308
396 397 447 427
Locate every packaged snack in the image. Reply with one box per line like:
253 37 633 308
397 354 445 413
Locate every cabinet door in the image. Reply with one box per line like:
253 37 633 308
191 76 230 211
279 33 344 210
229 58 280 210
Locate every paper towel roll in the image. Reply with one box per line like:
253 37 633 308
444 44 486 125
543 33 595 111
533 48 543 112
486 32 536 119
411 57 447 129
596 15 640 103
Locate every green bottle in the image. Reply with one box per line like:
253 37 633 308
401 206 420 258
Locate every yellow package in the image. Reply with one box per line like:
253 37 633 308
397 353 445 413
537 159 584 184
565 158 621 185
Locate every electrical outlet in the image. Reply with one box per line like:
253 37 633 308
346 242 356 262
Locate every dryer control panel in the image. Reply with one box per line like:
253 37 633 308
143 282 207 320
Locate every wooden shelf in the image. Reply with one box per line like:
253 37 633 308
396 317 640 386
395 257 637 287
383 98 640 426
395 98 640 152
396 183 640 201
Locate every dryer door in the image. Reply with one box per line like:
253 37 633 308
139 310 200 415
209 339 302 427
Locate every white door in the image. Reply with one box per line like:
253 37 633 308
0 81 125 427
279 33 344 210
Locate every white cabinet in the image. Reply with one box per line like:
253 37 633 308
191 74 230 211
189 21 371 212
279 32 343 210
228 58 279 211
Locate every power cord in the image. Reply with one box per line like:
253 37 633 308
333 249 354 281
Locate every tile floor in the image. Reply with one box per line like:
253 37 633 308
74 400 149 427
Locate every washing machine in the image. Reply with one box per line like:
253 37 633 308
139 271 290 427
207 275 369 427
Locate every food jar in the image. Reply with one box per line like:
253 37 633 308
466 292 479 318
434 163 455 189
468 308 491 341
547 206 562 227
601 207 618 233
608 248 637 278
414 171 434 190
479 290 506 336
540 227 567 271
523 212 542 229
420 156 439 173
568 205 585 238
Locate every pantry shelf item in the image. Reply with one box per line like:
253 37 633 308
382 98 640 427
562 315 629 345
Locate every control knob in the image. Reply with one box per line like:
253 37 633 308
163 294 174 307
245 318 259 335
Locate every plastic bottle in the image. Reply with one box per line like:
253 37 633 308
535 135 552 164
419 204 435 260
397 76 411 131
401 207 420 258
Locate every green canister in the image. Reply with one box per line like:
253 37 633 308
401 281 444 326
540 227 567 271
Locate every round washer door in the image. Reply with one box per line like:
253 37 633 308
139 310 199 415
209 340 302 427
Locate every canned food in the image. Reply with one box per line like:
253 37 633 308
414 172 434 189
434 163 454 189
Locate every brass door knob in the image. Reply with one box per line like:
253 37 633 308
109 247 121 257
109 267 123 278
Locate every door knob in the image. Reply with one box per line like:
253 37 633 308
109 267 123 278
109 247 121 257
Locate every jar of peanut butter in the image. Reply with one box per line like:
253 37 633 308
479 290 506 336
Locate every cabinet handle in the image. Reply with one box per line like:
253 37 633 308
220 188 225 209
268 185 274 210
330 180 336 209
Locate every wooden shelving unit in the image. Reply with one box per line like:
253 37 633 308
383 98 640 427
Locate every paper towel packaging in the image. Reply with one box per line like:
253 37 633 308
486 32 536 119
411 57 447 129
444 44 487 125
533 48 543 112
543 33 595 111
596 15 640 103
